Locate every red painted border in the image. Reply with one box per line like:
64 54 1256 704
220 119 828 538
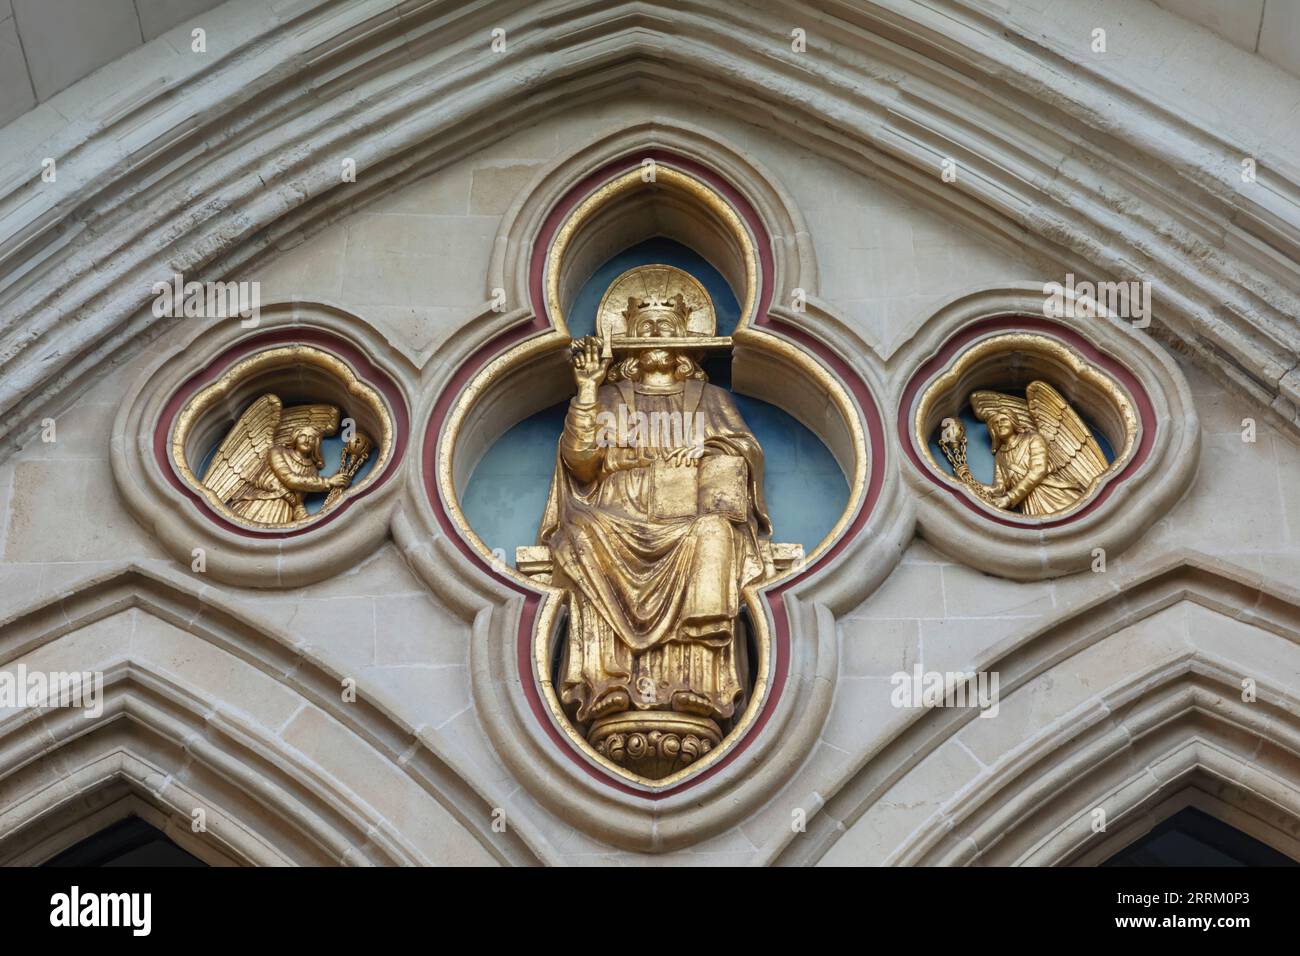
154 328 410 538
423 152 885 798
897 316 1157 528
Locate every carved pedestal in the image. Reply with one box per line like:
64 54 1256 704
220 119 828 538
589 711 722 779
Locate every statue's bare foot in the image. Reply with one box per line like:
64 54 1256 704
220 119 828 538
671 690 714 716
590 689 630 718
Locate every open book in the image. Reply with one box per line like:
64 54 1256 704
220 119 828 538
650 454 748 521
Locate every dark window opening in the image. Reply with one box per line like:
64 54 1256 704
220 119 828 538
43 816 208 867
1103 807 1297 867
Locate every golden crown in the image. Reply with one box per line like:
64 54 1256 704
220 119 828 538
621 291 694 330
593 264 730 355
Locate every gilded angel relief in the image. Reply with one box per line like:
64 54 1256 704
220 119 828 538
937 380 1109 516
201 394 373 527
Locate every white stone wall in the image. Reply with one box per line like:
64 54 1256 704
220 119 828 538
0 0 228 126
248 98 1048 364
2 0 1300 865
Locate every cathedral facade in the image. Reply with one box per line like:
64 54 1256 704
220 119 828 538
1 0 1299 867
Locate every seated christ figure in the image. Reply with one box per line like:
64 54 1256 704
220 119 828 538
536 265 775 778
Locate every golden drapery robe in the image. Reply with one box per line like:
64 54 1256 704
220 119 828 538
229 445 330 524
993 430 1086 516
538 379 773 725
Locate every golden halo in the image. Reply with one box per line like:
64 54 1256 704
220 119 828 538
595 263 716 338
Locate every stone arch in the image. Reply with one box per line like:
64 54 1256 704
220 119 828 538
1064 768 1300 867
2 1 1296 457
0 566 541 865
3 777 239 867
0 670 347 866
3 0 1297 863
487 121 819 324
773 554 1300 865
915 665 1300 866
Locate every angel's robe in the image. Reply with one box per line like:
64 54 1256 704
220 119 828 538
538 377 773 724
994 430 1086 516
229 445 331 524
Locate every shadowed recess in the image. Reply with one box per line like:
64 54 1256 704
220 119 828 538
1102 808 1297 867
44 817 207 867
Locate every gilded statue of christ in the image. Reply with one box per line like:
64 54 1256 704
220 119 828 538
536 265 774 777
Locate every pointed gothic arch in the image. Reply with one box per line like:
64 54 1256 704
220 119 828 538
1 0 1295 866
1 669 340 866
2 1 1297 459
773 554 1300 865
0 566 542 865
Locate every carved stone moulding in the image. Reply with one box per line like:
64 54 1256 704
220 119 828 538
896 287 1199 580
112 306 411 588
542 156 761 339
414 141 900 843
436 156 793 795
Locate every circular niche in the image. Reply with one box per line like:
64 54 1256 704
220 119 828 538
897 306 1198 581
170 344 396 533
912 331 1139 523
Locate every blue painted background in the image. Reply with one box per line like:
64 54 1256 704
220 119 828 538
463 239 849 562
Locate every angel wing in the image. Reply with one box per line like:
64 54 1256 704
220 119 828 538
201 393 282 503
1025 380 1109 490
273 404 340 446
